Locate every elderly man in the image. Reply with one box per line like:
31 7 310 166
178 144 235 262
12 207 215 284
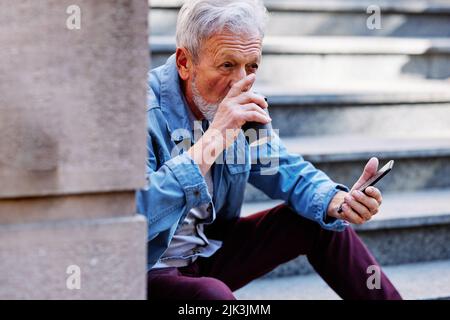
138 0 402 300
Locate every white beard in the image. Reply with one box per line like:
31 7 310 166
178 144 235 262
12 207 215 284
191 76 219 122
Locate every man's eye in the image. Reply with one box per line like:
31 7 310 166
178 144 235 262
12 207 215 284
251 64 259 70
222 62 233 68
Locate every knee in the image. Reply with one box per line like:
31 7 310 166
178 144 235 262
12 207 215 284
192 277 235 300
314 224 360 251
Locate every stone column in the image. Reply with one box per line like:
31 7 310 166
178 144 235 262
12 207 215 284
0 0 149 299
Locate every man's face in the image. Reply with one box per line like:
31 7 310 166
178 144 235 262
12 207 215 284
188 31 263 120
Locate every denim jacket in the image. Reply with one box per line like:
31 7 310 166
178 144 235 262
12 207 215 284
136 55 349 271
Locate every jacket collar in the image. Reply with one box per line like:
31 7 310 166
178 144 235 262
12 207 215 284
159 54 195 142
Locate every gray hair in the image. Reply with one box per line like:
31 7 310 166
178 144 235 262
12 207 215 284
176 0 268 62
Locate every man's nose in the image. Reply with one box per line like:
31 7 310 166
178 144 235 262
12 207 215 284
230 67 251 90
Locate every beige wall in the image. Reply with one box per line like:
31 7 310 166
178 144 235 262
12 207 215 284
0 0 149 299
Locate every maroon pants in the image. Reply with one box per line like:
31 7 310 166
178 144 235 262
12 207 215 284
147 203 402 300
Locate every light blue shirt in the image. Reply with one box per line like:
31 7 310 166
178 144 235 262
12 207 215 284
136 54 349 271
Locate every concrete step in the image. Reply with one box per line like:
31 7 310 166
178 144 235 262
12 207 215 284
150 36 450 81
244 135 450 202
234 259 450 300
257 36 450 83
241 189 450 278
150 0 450 38
261 81 450 138
268 102 450 138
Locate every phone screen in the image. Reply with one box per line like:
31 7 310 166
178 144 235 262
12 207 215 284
357 160 394 192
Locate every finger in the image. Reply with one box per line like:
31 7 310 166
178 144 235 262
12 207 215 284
235 91 268 109
351 157 379 191
241 103 270 118
339 203 365 225
344 194 373 221
226 74 256 98
351 190 380 215
365 186 383 205
241 109 271 125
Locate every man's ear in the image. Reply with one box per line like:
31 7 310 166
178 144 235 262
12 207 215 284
176 48 193 81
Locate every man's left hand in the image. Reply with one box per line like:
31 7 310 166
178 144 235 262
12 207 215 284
327 157 383 224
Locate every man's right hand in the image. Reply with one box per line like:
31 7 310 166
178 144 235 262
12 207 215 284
188 73 271 176
209 73 271 149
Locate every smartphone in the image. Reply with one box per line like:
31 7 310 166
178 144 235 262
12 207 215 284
241 94 271 143
241 95 270 133
337 160 394 214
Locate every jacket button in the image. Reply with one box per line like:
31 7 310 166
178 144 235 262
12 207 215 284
194 190 200 196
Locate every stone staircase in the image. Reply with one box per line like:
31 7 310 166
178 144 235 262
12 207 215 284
235 259 450 300
149 0 450 299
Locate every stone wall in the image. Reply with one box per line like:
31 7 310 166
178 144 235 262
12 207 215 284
0 0 149 299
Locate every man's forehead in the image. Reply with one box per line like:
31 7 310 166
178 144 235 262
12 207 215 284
215 50 261 62
203 32 263 60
